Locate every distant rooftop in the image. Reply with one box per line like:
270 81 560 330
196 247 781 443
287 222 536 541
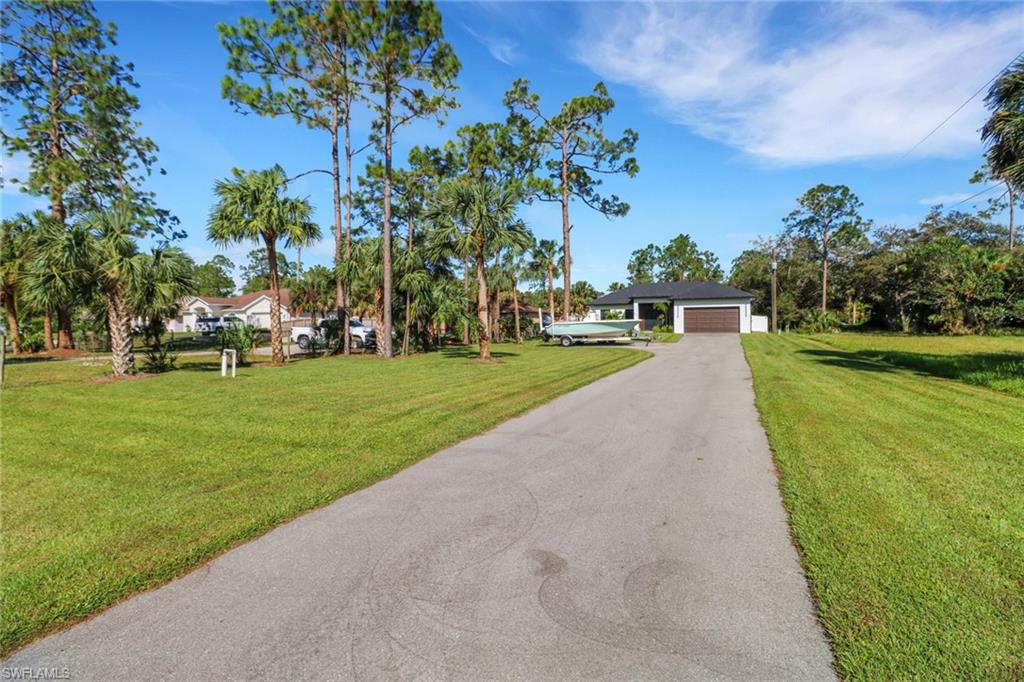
590 281 753 306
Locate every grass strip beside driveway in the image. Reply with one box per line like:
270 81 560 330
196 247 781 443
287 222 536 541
742 334 1024 679
1 343 648 653
811 333 1024 398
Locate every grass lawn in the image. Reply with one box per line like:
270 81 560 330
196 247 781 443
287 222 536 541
742 334 1024 679
648 331 683 343
811 332 1024 397
0 343 649 653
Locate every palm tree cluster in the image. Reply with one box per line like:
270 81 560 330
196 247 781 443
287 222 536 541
1 205 195 375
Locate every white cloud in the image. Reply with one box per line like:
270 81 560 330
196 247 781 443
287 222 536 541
463 24 519 65
918 192 971 206
574 3 1023 165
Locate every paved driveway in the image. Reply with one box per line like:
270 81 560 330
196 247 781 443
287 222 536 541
7 336 834 680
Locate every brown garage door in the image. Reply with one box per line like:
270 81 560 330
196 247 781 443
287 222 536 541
684 307 740 333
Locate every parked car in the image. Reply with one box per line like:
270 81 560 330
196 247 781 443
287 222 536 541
291 318 374 350
195 316 243 334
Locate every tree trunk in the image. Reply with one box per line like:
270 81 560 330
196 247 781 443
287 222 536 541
512 276 522 344
820 238 829 312
57 307 74 349
462 254 471 344
107 285 134 377
402 215 413 356
1008 182 1015 254
547 265 555 323
266 237 285 365
560 131 572 320
4 292 20 354
380 87 394 358
475 236 490 361
491 287 499 342
330 102 349 357
43 312 54 351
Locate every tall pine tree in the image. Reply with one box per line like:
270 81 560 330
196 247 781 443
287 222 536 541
2 0 169 348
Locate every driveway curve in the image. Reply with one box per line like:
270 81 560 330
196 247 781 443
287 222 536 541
7 335 834 680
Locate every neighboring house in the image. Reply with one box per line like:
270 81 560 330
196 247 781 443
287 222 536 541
589 281 756 333
168 289 293 332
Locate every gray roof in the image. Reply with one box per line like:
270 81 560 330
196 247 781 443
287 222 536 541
590 281 753 306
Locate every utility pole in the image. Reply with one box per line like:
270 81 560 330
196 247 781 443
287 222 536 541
770 247 779 334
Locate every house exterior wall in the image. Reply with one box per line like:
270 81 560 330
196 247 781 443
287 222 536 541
240 297 291 330
588 304 630 320
672 298 752 334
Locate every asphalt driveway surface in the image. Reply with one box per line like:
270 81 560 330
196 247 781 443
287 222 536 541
7 335 835 680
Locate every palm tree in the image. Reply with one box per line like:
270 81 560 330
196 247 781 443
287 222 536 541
529 239 562 323
428 177 532 360
86 203 151 376
0 215 34 353
292 265 335 327
982 56 1024 253
502 245 533 344
208 166 320 364
396 246 432 355
24 215 93 354
133 246 196 355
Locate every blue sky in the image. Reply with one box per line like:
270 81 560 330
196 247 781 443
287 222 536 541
3 1 1022 291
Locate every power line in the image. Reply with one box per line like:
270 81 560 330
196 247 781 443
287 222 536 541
901 49 1024 159
952 183 1003 207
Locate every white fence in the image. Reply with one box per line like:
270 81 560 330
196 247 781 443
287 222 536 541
752 315 769 332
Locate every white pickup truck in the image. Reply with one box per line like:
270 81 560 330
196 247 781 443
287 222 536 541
291 318 374 349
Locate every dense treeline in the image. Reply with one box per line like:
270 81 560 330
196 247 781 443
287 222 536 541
728 53 1024 334
729 200 1023 333
1 0 639 372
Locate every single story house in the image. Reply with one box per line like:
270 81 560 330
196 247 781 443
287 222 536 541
589 281 757 333
168 289 293 332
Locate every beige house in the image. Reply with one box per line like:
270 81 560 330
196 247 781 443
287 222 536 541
169 289 293 332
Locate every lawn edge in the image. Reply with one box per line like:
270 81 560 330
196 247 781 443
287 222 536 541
738 336 842 680
2 347 652 656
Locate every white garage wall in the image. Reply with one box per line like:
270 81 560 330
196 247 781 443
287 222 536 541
672 298 752 334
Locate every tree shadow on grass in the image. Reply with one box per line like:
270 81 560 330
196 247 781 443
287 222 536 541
799 348 1024 387
797 349 897 373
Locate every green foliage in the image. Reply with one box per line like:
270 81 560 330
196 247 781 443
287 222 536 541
0 0 175 234
569 280 601 316
505 78 638 317
504 79 638 218
193 256 236 297
982 56 1024 190
799 309 841 333
142 333 178 373
627 244 659 284
217 324 262 365
628 234 722 284
207 165 319 363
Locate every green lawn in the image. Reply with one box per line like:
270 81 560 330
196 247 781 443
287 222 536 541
811 332 1024 397
742 334 1024 679
648 331 683 343
0 343 649 652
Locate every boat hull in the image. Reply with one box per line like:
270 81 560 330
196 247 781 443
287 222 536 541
543 320 639 338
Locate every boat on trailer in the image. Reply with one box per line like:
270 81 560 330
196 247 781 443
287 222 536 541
542 319 644 346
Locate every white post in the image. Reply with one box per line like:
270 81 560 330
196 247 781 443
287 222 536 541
221 349 237 378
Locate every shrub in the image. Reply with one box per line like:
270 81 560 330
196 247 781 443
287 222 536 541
217 324 261 364
800 310 841 333
142 340 178 373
